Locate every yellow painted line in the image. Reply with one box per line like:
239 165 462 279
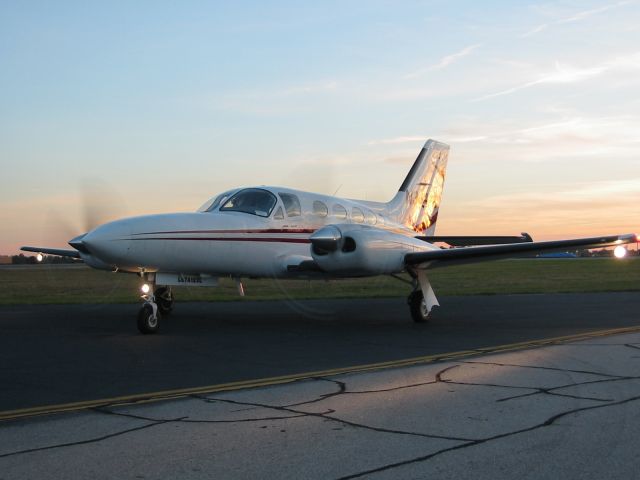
2 325 640 423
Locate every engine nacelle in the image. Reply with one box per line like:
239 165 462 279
310 224 436 276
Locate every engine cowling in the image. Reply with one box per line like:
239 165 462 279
309 224 436 275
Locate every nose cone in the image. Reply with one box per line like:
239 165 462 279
69 234 90 254
81 219 133 264
310 225 342 253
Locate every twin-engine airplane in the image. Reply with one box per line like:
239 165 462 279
23 139 636 334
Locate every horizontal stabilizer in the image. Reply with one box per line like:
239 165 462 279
21 246 81 258
405 234 636 269
417 233 533 247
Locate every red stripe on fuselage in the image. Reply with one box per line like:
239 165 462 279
129 237 311 244
132 228 316 236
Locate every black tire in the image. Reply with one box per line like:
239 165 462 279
137 304 160 334
408 290 431 323
154 287 174 315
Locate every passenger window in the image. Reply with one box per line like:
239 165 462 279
364 210 376 225
313 201 328 217
279 193 301 217
220 188 277 217
352 207 364 223
273 206 284 220
332 204 347 220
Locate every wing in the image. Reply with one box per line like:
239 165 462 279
21 246 81 258
405 233 636 269
416 233 533 247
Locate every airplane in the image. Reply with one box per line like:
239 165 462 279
22 139 636 334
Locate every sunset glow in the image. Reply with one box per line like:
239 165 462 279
1 1 639 254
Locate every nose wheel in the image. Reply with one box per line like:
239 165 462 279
137 302 160 334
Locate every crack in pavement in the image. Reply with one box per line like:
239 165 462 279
335 394 640 479
194 389 477 443
4 336 639 477
334 365 461 395
92 405 329 424
494 375 640 403
436 375 617 404
0 416 185 459
280 377 347 407
624 343 640 351
330 348 640 479
461 360 623 378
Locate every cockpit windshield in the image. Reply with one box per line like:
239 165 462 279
197 190 237 213
219 188 277 217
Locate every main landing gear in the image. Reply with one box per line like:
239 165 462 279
137 275 174 334
407 270 439 323
408 289 430 323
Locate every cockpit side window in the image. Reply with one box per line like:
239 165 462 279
220 188 277 217
278 193 301 217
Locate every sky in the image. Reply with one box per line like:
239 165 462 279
1 0 639 254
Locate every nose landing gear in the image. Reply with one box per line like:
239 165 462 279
137 301 160 334
136 275 172 334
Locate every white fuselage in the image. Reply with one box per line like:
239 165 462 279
79 186 438 278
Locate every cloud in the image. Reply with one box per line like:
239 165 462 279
559 1 632 24
475 52 640 101
441 179 640 239
522 1 633 37
369 135 487 146
405 44 481 78
522 23 549 37
367 136 425 146
527 115 639 145
368 113 640 167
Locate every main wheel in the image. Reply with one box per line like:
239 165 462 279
137 304 160 334
154 286 174 315
408 290 431 323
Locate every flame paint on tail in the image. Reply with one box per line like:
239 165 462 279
384 139 449 235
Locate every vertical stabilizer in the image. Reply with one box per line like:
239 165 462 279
384 139 449 235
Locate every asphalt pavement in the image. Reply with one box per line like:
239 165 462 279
2 328 640 479
0 293 639 412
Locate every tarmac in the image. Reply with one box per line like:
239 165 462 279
1 293 640 412
1 328 640 479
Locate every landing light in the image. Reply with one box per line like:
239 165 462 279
36 253 43 263
614 245 627 259
141 283 151 294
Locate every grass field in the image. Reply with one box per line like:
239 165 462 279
0 258 638 305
